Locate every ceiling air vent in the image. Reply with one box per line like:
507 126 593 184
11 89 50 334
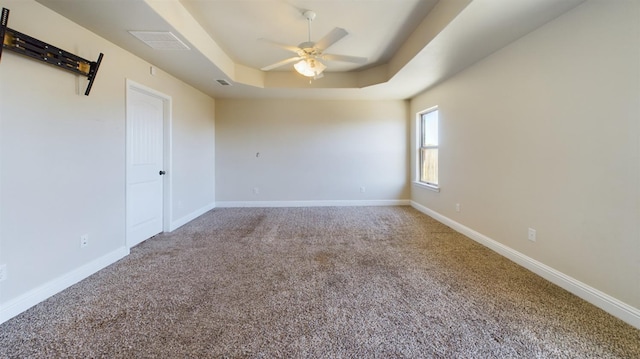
128 31 190 50
216 79 232 86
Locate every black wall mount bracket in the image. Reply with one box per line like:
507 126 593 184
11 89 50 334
0 7 103 96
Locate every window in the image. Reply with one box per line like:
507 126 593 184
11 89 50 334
418 108 438 187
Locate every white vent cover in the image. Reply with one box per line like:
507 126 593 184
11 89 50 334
128 31 190 50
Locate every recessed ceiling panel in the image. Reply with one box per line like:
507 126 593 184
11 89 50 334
179 0 437 72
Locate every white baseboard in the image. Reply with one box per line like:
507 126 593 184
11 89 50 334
170 202 216 231
0 246 129 325
216 199 411 208
410 201 640 329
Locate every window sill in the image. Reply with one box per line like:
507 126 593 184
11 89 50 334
413 181 440 192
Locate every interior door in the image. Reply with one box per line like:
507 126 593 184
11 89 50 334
126 87 165 248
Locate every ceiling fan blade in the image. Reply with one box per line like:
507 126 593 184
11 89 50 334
314 27 348 51
322 53 368 64
258 38 303 55
260 56 302 71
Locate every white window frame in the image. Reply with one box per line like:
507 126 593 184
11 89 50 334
415 107 440 192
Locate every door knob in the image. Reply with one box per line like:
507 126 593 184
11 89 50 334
159 170 166 175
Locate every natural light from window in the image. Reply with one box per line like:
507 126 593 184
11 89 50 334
419 108 438 187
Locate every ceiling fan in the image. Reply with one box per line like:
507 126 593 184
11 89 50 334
260 10 367 80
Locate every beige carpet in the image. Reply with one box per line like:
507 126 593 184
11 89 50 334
1 206 638 358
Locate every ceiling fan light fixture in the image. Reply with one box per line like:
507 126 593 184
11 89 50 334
294 58 326 77
261 9 365 80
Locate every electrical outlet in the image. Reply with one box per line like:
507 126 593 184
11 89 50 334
360 186 366 193
528 228 536 242
0 264 7 282
80 234 89 248
455 203 461 212
253 187 259 195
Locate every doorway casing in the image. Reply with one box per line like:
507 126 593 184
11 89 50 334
125 79 172 248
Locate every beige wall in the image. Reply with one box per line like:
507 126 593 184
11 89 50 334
0 0 215 315
215 99 409 204
2 0 637 327
410 0 639 309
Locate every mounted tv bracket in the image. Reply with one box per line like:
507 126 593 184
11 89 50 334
0 8 103 96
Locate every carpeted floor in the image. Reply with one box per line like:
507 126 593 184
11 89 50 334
0 206 638 358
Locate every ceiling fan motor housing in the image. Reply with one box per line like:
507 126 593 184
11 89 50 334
298 42 319 54
303 10 316 22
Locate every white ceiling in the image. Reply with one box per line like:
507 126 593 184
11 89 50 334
180 0 438 72
35 0 584 100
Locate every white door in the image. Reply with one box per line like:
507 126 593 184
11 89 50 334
126 87 165 248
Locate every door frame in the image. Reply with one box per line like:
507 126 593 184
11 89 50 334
125 79 173 248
